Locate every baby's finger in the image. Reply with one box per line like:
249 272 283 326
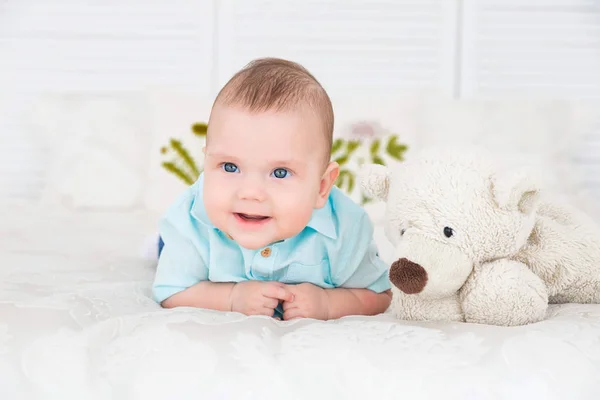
282 300 297 311
258 307 275 317
263 297 279 309
263 284 295 302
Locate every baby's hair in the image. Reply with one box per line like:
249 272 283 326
211 57 334 160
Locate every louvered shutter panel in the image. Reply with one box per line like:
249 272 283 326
460 0 600 206
0 0 213 202
0 0 212 92
215 0 459 99
460 0 600 98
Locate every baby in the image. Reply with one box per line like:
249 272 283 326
152 57 391 320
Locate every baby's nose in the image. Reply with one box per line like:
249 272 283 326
238 178 267 201
389 258 428 294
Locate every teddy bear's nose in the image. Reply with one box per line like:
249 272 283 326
389 258 428 294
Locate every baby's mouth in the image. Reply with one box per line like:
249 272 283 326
235 213 271 222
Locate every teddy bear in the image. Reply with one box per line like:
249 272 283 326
360 146 600 326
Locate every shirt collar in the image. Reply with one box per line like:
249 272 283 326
306 199 337 239
190 173 338 240
190 173 213 227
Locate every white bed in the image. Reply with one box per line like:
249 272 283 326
2 204 600 400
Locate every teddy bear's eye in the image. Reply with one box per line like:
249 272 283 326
443 227 454 238
400 228 406 236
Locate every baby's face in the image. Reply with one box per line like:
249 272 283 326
203 104 337 250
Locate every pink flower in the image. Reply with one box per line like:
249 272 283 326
347 120 385 141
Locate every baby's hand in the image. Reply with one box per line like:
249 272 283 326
230 281 295 317
282 283 330 320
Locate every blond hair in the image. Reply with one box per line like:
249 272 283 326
210 57 334 157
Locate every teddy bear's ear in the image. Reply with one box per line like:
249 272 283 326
491 168 541 215
359 164 391 201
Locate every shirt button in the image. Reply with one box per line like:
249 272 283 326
260 247 271 257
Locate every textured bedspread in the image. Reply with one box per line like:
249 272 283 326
1 205 600 400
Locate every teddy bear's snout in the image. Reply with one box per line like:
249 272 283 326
389 258 428 294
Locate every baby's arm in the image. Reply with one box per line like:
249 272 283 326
162 280 295 316
320 210 392 319
155 238 294 315
161 281 235 310
153 216 294 315
282 283 390 320
325 287 392 319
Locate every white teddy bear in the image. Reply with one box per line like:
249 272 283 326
361 146 600 326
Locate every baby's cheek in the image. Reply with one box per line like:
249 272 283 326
203 191 219 212
203 190 228 223
282 210 311 234
277 200 314 235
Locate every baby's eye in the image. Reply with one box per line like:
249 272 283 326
272 168 290 179
222 162 238 173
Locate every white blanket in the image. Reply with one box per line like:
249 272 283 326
2 206 600 400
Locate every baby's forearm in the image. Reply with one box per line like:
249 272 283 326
161 281 235 311
325 288 392 319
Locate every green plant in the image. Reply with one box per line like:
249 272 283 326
160 122 207 185
160 121 408 204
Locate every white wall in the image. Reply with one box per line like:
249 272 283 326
1 0 600 214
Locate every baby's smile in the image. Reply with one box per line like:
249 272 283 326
233 212 272 229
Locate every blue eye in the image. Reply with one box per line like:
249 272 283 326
222 162 238 173
272 168 290 179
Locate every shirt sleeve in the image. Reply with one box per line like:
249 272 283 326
329 212 391 293
151 205 209 305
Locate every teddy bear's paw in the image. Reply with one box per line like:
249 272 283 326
459 259 549 326
390 288 465 322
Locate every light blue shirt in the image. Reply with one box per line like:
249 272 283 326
152 173 391 304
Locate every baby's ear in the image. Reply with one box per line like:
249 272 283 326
360 164 391 201
491 168 541 215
